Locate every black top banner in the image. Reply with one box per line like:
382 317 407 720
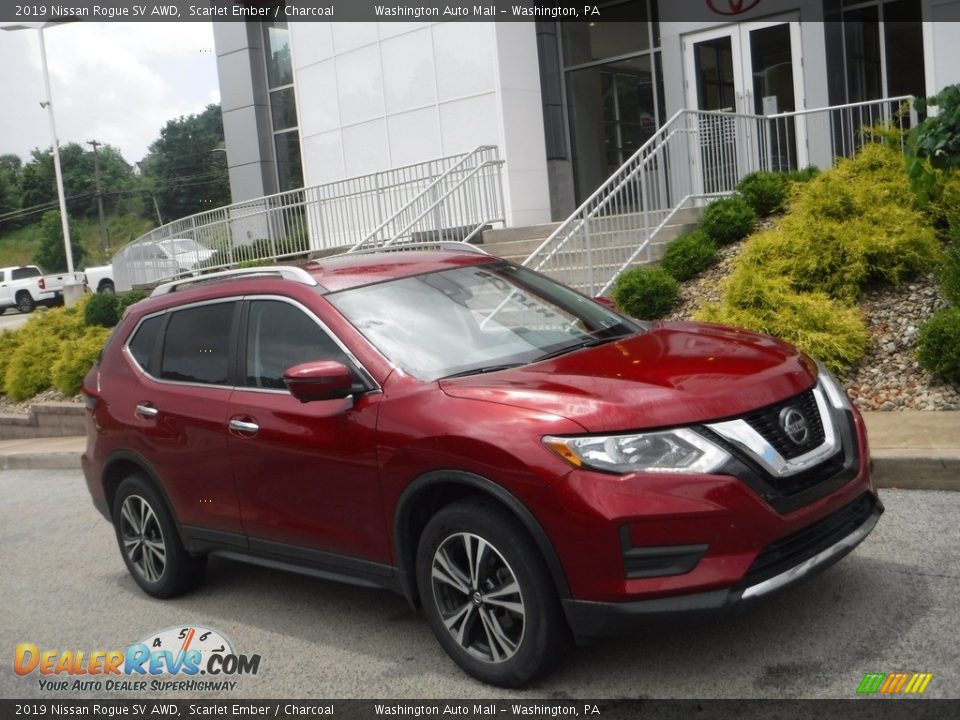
0 0 933 24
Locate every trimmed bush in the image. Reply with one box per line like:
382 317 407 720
916 307 960 383
51 326 113 396
940 240 960 306
84 292 120 328
700 197 757 246
736 172 788 217
612 266 679 320
660 231 718 281
119 289 148 312
694 274 868 372
783 166 820 185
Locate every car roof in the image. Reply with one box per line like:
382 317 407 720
300 250 499 293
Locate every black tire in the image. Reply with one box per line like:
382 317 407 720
416 498 570 687
0 307 6 315
16 292 35 314
99 280 115 295
111 473 206 598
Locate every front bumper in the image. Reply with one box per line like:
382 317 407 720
563 493 882 640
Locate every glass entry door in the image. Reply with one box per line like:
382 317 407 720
683 21 806 191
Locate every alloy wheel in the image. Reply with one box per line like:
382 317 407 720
119 494 167 583
430 532 525 664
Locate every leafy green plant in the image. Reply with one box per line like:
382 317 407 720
736 172 788 217
783 166 820 185
699 197 757 246
84 292 120 328
916 307 960 383
907 85 960 199
51 326 112 396
660 231 718 281
612 266 679 320
119 289 148 312
941 239 960 306
695 274 868 372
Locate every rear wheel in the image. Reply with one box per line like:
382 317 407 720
112 473 206 598
416 499 569 687
99 280 115 295
16 292 35 314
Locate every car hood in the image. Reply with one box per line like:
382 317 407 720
439 322 817 432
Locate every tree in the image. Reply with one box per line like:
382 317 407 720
18 143 134 220
35 210 86 272
139 104 231 221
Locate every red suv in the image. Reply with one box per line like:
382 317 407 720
82 246 881 686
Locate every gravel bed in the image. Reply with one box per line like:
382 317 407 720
0 388 80 416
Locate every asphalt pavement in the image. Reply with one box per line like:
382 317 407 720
1 468 958 699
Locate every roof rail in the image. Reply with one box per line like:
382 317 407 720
151 266 319 297
345 241 489 257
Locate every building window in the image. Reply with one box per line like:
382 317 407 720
559 0 664 202
262 20 303 192
838 0 926 102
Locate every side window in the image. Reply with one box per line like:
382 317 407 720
127 315 164 371
160 303 236 385
245 300 350 390
11 267 40 280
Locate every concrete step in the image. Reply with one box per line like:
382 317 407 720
481 223 561 245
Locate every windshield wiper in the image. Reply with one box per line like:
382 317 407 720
533 334 626 362
439 363 526 380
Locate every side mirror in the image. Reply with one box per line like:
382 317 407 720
283 361 355 403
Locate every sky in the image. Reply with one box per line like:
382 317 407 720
0 22 220 166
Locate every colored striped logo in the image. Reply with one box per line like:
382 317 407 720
857 673 933 695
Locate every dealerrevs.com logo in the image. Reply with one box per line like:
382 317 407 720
14 626 261 692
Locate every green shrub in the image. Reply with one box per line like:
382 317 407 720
3 301 93 400
916 307 960 382
783 166 820 184
907 85 960 199
119 289 148 312
84 292 120 328
51 326 112 396
612 266 679 320
695 274 868 372
941 240 960 306
660 231 718 281
0 329 22 389
700 197 757 246
736 172 788 217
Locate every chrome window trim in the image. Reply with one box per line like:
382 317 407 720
121 294 380 395
706 383 840 478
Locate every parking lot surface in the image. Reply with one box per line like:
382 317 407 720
1 468 958 699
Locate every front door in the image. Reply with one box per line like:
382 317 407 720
226 298 388 567
684 20 807 191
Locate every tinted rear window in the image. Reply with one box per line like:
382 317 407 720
127 316 163 371
160 303 235 385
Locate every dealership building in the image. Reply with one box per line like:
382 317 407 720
212 0 960 232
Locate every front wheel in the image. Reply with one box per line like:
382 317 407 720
416 499 570 687
112 473 206 598
16 292 35 314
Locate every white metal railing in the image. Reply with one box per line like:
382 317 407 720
113 148 505 291
348 146 505 252
524 96 916 296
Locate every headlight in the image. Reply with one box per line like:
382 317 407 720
817 361 854 411
543 428 730 475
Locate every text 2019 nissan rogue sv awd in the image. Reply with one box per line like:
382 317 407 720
82 246 882 686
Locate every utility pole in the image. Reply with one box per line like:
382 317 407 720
87 139 108 260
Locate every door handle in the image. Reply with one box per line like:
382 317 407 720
229 418 260 434
135 403 158 418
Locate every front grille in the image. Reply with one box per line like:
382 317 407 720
742 493 877 588
768 450 845 497
742 389 825 460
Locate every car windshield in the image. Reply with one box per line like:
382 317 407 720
161 239 206 255
328 262 640 381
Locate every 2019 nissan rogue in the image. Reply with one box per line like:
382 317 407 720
81 246 882 686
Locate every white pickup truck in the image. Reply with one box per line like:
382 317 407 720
83 264 115 294
0 265 84 314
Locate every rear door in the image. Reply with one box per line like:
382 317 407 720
226 297 388 568
130 300 245 538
